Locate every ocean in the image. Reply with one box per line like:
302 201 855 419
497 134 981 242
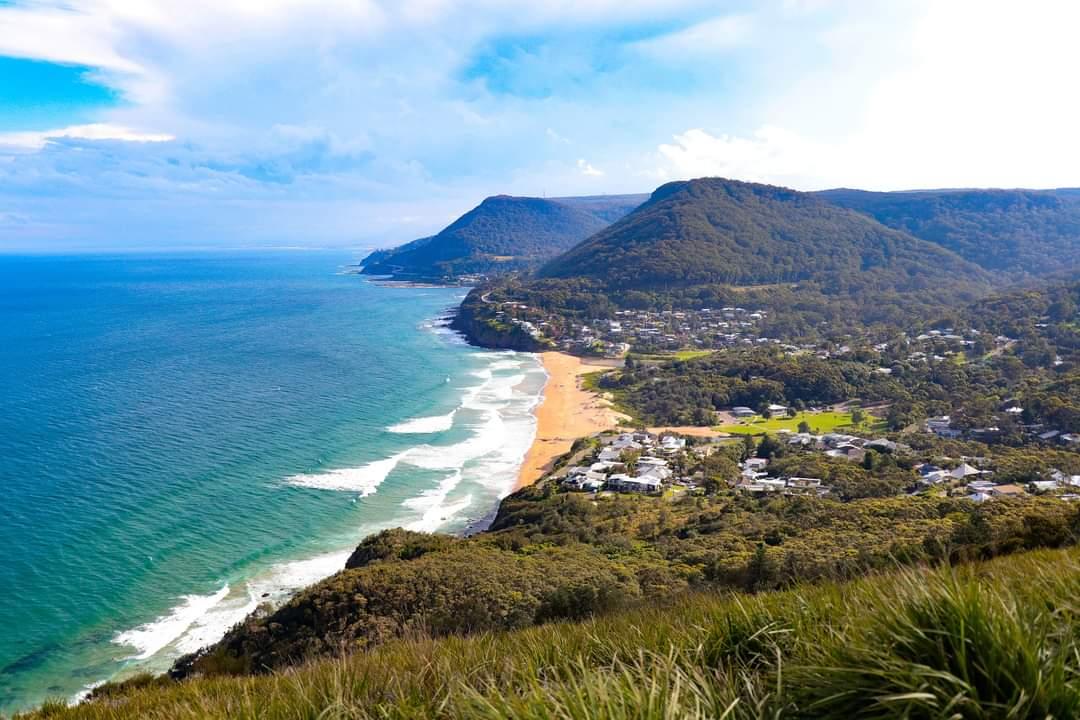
0 251 546 713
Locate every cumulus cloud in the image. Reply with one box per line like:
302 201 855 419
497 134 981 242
577 159 604 177
657 127 831 187
2 0 1080 249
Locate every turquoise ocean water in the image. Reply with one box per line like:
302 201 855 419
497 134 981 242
0 252 545 713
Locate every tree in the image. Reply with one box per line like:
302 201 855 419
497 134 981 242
744 543 776 592
740 434 757 462
757 434 784 460
851 407 865 425
797 420 811 434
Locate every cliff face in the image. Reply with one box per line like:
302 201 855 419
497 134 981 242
449 289 549 352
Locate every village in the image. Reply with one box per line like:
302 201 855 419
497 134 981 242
488 300 772 356
556 423 1080 504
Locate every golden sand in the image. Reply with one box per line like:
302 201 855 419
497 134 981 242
515 352 629 489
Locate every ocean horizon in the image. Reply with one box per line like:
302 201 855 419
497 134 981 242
0 251 545 713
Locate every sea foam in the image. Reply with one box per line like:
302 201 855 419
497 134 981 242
114 585 231 660
386 410 456 434
111 348 543 677
285 452 406 493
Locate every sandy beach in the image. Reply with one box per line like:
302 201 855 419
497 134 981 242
515 352 629 489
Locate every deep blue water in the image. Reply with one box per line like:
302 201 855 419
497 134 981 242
0 252 544 712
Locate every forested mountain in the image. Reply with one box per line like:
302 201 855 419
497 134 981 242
539 178 990 297
818 188 1080 276
361 194 645 281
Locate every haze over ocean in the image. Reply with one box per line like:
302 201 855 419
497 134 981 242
0 251 544 713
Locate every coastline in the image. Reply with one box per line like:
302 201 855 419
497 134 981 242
515 352 629 489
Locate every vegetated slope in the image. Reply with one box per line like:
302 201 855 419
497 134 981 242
818 187 1080 276
28 547 1080 719
361 194 644 281
165 479 1080 681
540 177 990 297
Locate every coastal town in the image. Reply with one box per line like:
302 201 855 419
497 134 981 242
553 425 1080 503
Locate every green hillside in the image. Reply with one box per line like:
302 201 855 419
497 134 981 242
361 194 644 281
168 483 1077 684
818 187 1080 276
21 546 1080 719
537 179 989 291
540 178 989 295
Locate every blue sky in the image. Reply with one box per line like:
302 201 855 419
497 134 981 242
0 0 1079 251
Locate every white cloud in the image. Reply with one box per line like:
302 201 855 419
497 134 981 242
0 124 174 150
633 13 753 58
657 127 831 187
577 158 604 177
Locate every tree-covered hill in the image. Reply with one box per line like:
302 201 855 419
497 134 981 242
539 178 990 297
818 187 1080 276
360 194 645 281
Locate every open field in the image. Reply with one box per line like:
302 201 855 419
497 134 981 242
717 409 885 435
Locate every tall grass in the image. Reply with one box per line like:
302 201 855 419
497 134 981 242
16 547 1080 719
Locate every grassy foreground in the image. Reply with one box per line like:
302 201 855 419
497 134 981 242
20 546 1080 719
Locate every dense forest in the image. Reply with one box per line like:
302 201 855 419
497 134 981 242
361 194 643 280
819 187 1080 276
540 178 990 294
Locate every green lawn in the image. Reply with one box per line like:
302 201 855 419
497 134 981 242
672 349 713 361
631 349 714 364
717 409 884 435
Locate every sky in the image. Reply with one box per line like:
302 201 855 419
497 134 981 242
1 0 1079 251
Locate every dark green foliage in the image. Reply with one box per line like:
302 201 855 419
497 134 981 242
540 178 989 296
361 194 643 280
174 477 1080 680
820 187 1080 276
344 528 457 569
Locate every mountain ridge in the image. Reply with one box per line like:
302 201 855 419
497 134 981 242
539 177 991 295
361 193 646 281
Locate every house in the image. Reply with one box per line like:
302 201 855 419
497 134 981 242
731 406 756 418
767 404 789 414
1061 434 1080 446
738 477 786 494
966 491 992 503
865 438 898 453
1031 480 1061 493
743 458 768 472
918 470 951 486
607 474 662 494
926 416 961 438
826 445 866 462
787 432 819 447
950 463 981 480
988 484 1026 497
658 435 686 454
637 464 673 482
597 447 623 462
1039 430 1061 441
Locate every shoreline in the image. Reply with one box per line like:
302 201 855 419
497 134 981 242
515 352 629 489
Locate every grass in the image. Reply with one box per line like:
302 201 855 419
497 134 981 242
17 546 1080 719
717 410 886 436
629 349 715 365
